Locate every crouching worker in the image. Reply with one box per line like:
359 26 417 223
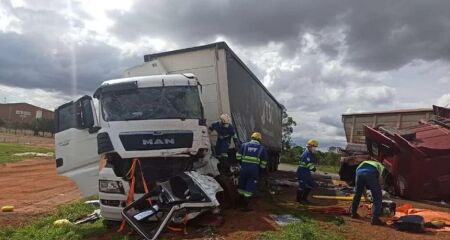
351 159 386 226
296 139 319 204
237 132 268 211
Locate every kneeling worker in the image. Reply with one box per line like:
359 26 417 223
351 159 386 226
237 132 268 211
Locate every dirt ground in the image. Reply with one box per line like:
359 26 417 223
0 135 448 239
269 171 450 240
97 171 450 240
0 158 81 226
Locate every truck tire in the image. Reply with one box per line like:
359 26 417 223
273 154 279 171
214 175 238 209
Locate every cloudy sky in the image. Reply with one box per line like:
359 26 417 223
1 0 450 148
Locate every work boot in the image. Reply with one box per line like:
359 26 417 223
301 188 312 204
371 218 386 226
296 189 303 203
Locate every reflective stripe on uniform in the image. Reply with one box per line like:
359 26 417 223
238 142 266 168
241 156 260 164
238 189 253 197
260 160 267 168
357 160 385 174
299 162 315 170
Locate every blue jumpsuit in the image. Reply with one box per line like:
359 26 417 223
351 161 384 222
297 149 317 191
237 140 268 198
209 121 238 157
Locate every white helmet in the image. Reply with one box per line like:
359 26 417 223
220 114 231 124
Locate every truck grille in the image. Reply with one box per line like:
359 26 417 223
119 131 193 151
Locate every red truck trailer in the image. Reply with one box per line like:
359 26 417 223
364 105 450 200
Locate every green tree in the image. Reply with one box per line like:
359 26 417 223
281 107 297 151
280 145 305 164
30 119 43 136
11 121 21 134
314 151 341 167
43 119 55 136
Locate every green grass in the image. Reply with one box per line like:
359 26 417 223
316 164 339 174
260 221 343 240
1 184 344 240
0 143 53 164
0 196 345 240
260 198 344 240
0 199 113 240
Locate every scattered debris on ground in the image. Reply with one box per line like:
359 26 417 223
269 214 301 226
0 158 81 226
1 154 449 239
12 152 54 157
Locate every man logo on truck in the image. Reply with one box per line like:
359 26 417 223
142 138 175 145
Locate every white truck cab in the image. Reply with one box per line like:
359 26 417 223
55 74 220 222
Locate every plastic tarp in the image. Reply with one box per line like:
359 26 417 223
395 203 450 232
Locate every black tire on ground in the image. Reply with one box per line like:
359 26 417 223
267 152 280 172
271 154 279 172
214 175 238 209
103 219 121 229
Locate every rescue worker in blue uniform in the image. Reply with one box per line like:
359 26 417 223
209 114 239 159
351 159 386 226
237 132 268 211
296 139 319 203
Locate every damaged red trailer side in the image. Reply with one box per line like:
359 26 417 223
364 105 450 200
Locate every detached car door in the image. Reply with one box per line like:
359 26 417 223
54 95 100 197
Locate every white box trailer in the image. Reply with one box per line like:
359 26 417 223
126 42 283 168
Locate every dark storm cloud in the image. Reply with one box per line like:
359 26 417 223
111 0 450 71
0 32 140 94
0 1 141 95
343 0 450 71
110 0 347 50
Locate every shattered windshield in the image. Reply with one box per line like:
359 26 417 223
101 86 203 121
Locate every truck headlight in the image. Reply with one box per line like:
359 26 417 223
99 180 125 194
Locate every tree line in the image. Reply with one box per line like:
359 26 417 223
0 118 55 136
281 108 340 167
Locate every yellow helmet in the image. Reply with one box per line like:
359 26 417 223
251 132 262 141
307 139 319 147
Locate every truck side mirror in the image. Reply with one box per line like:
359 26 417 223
78 99 94 129
75 96 99 132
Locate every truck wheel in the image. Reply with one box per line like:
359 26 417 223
214 175 238 209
